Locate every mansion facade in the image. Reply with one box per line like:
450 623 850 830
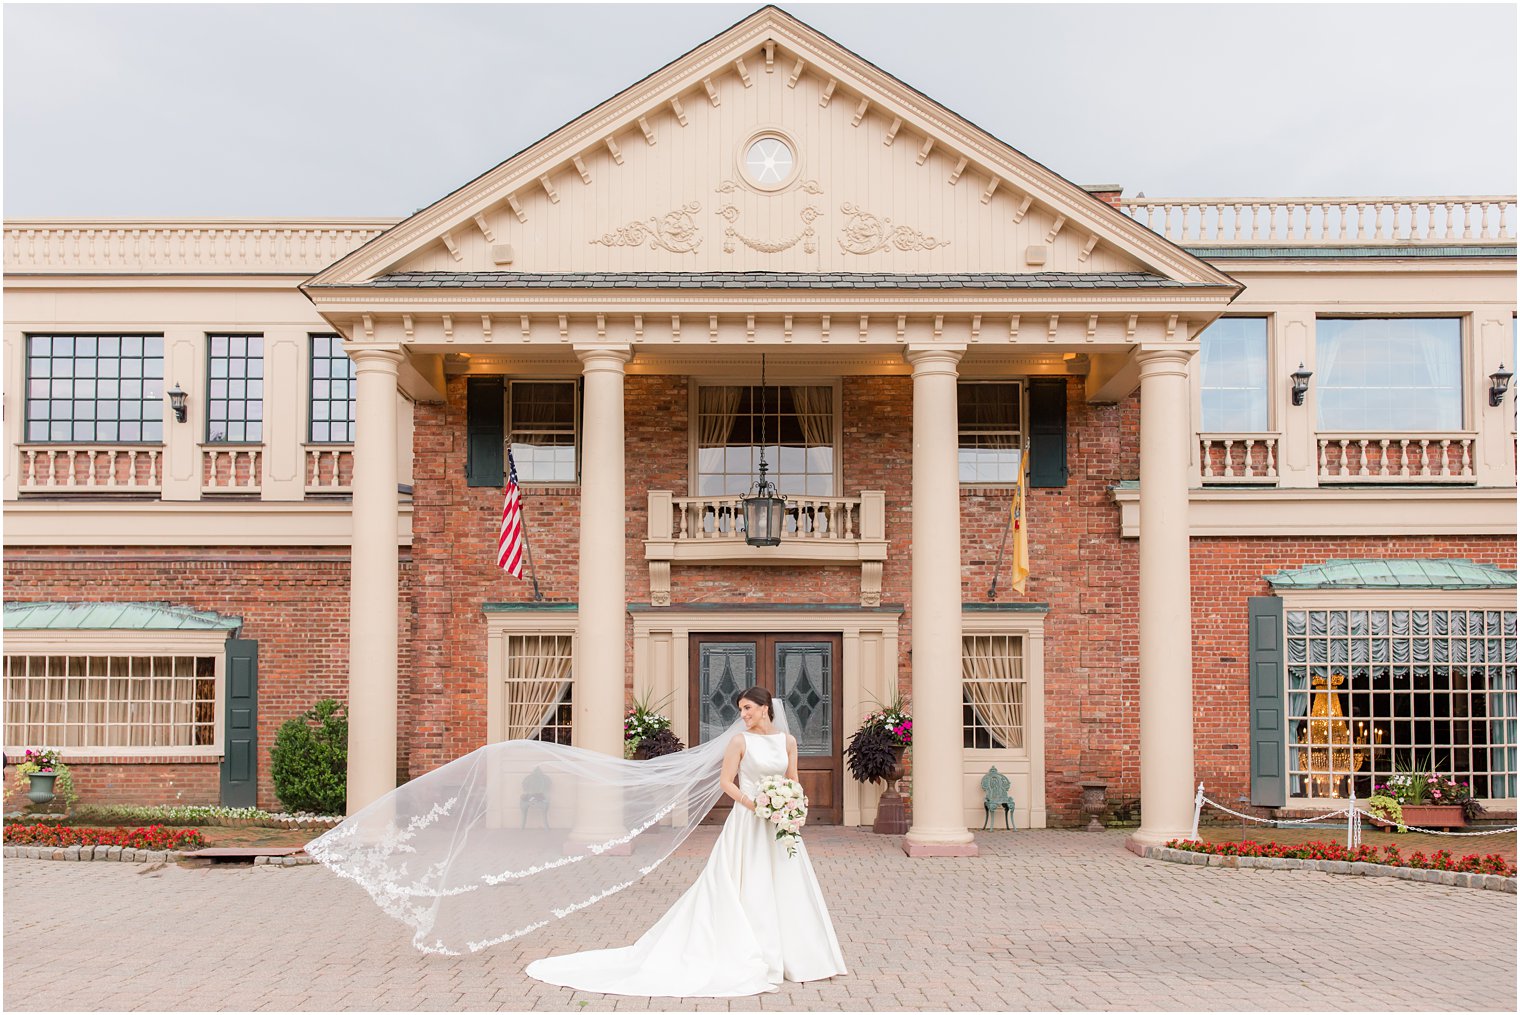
4 8 1516 851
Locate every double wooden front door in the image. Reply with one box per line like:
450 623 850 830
689 633 844 824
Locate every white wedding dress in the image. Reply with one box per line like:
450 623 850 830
524 731 849 997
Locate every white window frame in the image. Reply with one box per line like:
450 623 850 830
485 612 579 745
1312 315 1468 434
1198 315 1274 434
2 629 228 759
687 377 843 497
957 379 1026 487
505 378 580 486
1277 588 1517 807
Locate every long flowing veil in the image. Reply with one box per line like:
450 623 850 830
306 698 790 955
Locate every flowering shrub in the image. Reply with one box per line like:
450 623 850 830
4 823 205 851
752 775 808 858
1163 838 1515 877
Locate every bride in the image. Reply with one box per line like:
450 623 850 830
306 685 847 997
525 686 848 996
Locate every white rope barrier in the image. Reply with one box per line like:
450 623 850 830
1192 784 1518 840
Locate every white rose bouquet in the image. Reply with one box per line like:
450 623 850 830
752 775 808 858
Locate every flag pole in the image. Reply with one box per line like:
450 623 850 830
987 444 1026 600
508 450 544 601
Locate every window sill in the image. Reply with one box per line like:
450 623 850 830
4 752 221 765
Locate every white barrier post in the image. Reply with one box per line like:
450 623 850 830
1189 782 1204 840
1346 786 1359 850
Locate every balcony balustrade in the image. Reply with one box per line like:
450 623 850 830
19 444 163 492
1120 196 1515 247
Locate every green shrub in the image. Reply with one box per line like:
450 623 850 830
271 699 348 815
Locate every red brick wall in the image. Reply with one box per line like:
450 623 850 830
1 548 414 813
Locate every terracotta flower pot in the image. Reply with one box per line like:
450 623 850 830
872 746 909 835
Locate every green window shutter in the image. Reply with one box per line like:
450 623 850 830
466 377 505 487
221 638 258 809
1247 596 1287 807
1027 378 1068 488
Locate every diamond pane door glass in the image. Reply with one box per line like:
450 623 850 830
699 643 755 744
776 642 832 756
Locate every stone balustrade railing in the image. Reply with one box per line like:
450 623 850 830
305 446 354 493
19 444 163 492
1120 196 1515 246
1317 433 1477 483
202 446 264 493
666 492 869 541
1199 434 1280 484
3 219 395 275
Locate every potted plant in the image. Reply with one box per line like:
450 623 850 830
16 748 62 807
1371 754 1484 832
844 695 912 834
624 690 684 759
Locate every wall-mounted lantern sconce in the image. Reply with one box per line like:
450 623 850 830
1489 364 1513 407
167 383 188 423
1290 363 1313 407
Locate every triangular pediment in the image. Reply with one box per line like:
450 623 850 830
309 7 1234 288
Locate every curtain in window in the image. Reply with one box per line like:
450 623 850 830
698 386 743 448
504 635 574 740
1414 328 1461 430
789 386 833 448
962 636 1025 749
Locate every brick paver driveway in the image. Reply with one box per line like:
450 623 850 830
5 829 1515 1012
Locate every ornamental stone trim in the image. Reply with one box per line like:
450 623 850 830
1134 843 1517 893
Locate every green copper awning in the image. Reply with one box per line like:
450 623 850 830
3 602 242 631
1263 559 1516 591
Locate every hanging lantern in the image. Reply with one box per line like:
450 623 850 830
741 354 785 547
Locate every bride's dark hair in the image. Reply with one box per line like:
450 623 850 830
734 686 772 719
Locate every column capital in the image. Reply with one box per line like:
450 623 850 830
1135 346 1194 377
904 344 966 374
574 344 632 370
342 344 405 370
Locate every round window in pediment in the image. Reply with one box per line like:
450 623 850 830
740 131 798 191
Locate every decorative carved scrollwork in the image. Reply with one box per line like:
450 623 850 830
836 202 949 254
717 204 821 254
589 202 703 253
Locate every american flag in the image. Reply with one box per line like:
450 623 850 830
497 451 525 578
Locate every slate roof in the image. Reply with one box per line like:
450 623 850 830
1262 559 1517 590
330 271 1205 290
3 601 243 631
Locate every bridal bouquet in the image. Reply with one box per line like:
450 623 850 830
752 776 808 858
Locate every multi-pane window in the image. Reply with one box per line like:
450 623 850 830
958 382 1023 483
3 654 217 751
1316 318 1462 432
509 381 578 483
502 633 574 742
309 334 355 443
1286 606 1518 800
962 634 1026 750
24 334 165 443
696 384 835 496
1200 317 1270 432
206 334 264 443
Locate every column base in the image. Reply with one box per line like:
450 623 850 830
903 829 979 857
1126 826 1196 851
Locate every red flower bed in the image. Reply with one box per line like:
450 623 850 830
1164 838 1515 878
4 823 205 851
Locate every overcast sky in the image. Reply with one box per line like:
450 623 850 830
4 3 1515 218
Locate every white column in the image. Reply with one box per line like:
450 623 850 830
1132 347 1197 846
3 331 23 501
903 345 977 857
575 345 632 757
345 345 404 814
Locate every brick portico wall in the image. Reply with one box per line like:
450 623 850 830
7 379 1511 823
2 549 416 813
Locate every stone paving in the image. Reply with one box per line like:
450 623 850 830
4 828 1516 1012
